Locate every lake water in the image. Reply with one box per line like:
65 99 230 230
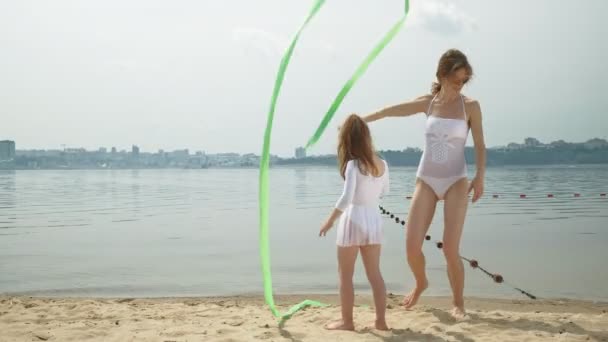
1 165 607 301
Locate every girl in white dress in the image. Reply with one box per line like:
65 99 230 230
319 114 390 331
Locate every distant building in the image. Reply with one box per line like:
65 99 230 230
0 140 16 161
111 147 117 154
295 147 306 159
132 145 140 157
584 138 608 149
507 143 523 150
170 149 189 165
549 140 568 148
524 137 542 147
98 147 107 153
171 149 189 158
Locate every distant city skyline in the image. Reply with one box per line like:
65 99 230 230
3 136 607 158
4 136 607 170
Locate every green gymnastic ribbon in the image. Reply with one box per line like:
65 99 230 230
258 0 328 322
259 0 410 322
306 1 410 149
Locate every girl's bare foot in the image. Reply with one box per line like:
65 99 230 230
325 320 355 331
450 306 468 321
402 279 428 309
375 320 390 331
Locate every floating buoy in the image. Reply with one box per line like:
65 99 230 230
379 205 537 300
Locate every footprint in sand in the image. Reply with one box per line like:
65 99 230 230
116 298 135 304
216 328 238 335
225 320 244 327
160 329 189 338
429 325 444 333
254 330 278 340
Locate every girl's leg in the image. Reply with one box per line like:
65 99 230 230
360 244 388 330
326 246 359 330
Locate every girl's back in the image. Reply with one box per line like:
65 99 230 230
339 158 389 210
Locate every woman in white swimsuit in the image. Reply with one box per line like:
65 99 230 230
362 49 486 319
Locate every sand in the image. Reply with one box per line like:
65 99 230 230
1 294 607 341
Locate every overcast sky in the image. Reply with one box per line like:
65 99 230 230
1 0 606 156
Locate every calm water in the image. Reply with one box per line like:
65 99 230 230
1 165 607 301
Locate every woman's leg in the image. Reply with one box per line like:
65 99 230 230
442 178 469 318
403 180 438 309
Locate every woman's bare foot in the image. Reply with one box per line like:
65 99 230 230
375 320 390 331
450 306 468 321
402 279 428 309
325 320 355 331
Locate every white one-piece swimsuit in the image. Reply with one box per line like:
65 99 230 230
416 94 470 199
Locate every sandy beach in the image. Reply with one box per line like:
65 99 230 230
1 294 607 341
